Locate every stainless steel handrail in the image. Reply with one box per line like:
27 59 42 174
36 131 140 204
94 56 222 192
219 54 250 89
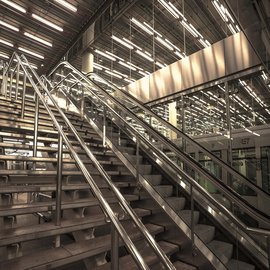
46 64 270 267
87 72 269 197
47 72 270 268
20 55 175 270
3 53 151 270
48 61 270 224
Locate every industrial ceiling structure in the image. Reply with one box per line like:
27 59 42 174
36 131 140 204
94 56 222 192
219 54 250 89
0 0 270 134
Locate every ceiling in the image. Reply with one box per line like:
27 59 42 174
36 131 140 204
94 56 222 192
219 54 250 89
0 0 270 132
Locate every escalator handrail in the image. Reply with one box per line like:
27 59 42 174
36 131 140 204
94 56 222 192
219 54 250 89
48 61 270 226
87 72 270 198
4 53 152 270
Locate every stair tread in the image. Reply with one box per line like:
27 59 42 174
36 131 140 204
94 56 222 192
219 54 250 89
0 208 151 246
207 240 233 264
226 259 255 270
0 195 139 216
1 223 163 269
92 241 178 270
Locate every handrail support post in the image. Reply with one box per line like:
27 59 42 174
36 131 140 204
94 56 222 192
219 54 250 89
111 224 119 270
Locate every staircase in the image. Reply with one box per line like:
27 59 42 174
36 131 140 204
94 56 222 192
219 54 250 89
0 53 268 269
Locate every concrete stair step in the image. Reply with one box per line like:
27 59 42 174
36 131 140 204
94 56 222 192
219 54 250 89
178 210 200 226
226 259 255 270
154 185 173 197
173 261 197 270
207 240 233 264
195 224 215 244
0 195 139 216
0 223 164 269
166 197 186 211
92 240 178 270
143 174 162 186
0 208 151 247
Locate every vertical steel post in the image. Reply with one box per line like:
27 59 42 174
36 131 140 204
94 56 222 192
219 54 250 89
111 224 119 270
103 107 106 147
267 236 270 269
136 137 140 184
80 87 85 118
9 71 13 98
15 64 20 100
33 93 39 170
1 65 7 96
55 132 63 247
21 73 27 118
190 184 195 251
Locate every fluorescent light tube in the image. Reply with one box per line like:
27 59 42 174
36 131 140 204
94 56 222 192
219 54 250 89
0 38 13 47
112 35 133 49
168 2 186 20
54 0 77 12
106 51 124 61
105 70 122 79
18 47 44 59
0 53 9 59
155 36 174 50
126 62 143 70
123 38 142 50
113 69 128 78
124 78 134 83
188 23 203 38
138 70 149 76
181 21 198 37
228 23 236 34
212 0 228 22
0 19 19 32
94 49 116 61
32 13 63 32
24 32 53 47
0 0 26 13
235 25 240 32
119 61 136 71
198 39 209 48
143 22 162 37
174 51 185 59
93 63 102 70
131 18 153 35
93 63 110 70
165 38 180 51
135 50 154 62
155 61 166 68
158 0 179 19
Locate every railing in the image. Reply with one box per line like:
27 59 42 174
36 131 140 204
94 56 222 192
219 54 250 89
44 62 270 268
0 53 176 270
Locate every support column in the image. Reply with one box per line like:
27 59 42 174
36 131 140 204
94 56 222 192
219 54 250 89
82 23 95 74
168 101 177 140
81 52 94 73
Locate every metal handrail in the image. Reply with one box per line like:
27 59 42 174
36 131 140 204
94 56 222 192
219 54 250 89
46 64 270 267
2 53 152 270
87 72 269 197
20 54 175 270
46 72 270 268
48 61 270 225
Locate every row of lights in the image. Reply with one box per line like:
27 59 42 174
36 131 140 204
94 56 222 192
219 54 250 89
157 0 211 48
0 0 77 64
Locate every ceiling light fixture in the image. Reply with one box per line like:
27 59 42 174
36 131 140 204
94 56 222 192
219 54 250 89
119 61 136 71
124 78 135 83
174 51 185 59
155 36 174 50
18 47 44 59
168 2 186 20
54 0 77 12
126 61 143 70
93 63 102 70
158 0 179 19
181 21 198 37
143 22 162 37
0 19 19 32
0 52 9 59
138 70 149 77
135 50 154 62
0 0 26 13
32 13 63 32
155 61 166 68
105 70 122 79
112 35 134 49
24 32 53 47
105 51 124 61
93 63 110 71
94 49 116 61
122 38 142 50
131 18 153 35
165 38 181 51
0 38 13 47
